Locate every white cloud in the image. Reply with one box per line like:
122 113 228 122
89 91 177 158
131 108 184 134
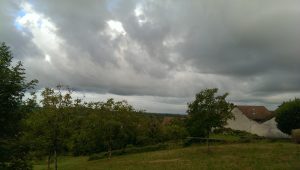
15 1 66 63
134 4 148 26
44 54 51 63
103 20 127 40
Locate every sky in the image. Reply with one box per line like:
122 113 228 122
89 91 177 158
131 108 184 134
1 0 300 113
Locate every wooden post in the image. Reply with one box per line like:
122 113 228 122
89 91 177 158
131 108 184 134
206 131 210 152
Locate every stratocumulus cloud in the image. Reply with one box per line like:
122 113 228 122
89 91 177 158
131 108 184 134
1 0 300 113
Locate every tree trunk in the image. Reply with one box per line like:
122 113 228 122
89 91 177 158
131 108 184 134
108 137 112 159
47 154 51 170
121 144 127 153
54 110 58 170
54 149 57 170
108 147 112 159
206 131 210 152
54 127 58 170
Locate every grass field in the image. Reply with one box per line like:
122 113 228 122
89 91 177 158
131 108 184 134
34 142 300 170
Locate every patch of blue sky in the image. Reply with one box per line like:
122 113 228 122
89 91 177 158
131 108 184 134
37 19 42 28
14 10 26 30
107 0 121 12
17 10 26 17
14 21 22 30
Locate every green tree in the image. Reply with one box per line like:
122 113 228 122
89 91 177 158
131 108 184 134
275 98 300 135
162 118 188 141
103 120 125 159
62 97 141 158
145 116 163 144
72 98 141 157
0 42 37 169
187 88 234 143
24 86 73 170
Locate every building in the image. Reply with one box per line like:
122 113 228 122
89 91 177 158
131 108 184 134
226 105 289 138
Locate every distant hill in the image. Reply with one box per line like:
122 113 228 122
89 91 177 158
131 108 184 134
143 112 187 118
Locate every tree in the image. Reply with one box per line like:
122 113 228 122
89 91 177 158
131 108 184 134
0 42 37 169
275 98 300 135
162 118 188 141
24 86 73 170
146 116 163 144
102 120 125 159
187 88 234 149
72 98 141 157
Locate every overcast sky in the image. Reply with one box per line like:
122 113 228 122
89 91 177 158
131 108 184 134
1 0 300 113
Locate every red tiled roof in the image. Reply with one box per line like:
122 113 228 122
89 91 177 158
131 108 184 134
237 105 274 122
162 117 173 125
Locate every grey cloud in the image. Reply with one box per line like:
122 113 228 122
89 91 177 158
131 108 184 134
1 0 300 113
176 1 300 76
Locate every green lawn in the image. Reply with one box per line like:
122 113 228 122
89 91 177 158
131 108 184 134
34 142 300 170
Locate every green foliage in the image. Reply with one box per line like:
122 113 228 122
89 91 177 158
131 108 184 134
0 42 37 138
213 128 261 138
212 128 263 142
275 98 300 134
24 93 189 161
0 42 37 169
24 85 75 169
4 140 33 170
70 98 144 156
187 88 234 137
24 88 188 161
162 118 188 141
145 116 164 144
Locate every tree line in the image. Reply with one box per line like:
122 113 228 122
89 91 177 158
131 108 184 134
23 86 191 168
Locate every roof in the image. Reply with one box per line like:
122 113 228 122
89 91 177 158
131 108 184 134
162 116 174 125
236 105 274 122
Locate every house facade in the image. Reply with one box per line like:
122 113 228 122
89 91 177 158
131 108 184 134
226 106 289 138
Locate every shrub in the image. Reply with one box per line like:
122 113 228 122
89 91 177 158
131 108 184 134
162 119 188 141
88 144 168 160
88 153 107 161
275 99 300 134
291 129 300 144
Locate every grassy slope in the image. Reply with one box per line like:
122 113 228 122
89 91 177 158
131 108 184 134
35 142 300 170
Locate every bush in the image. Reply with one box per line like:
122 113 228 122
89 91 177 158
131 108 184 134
126 144 168 153
88 153 107 161
162 120 188 141
291 129 300 144
88 144 168 160
135 136 154 146
183 137 227 147
275 99 300 134
214 128 262 140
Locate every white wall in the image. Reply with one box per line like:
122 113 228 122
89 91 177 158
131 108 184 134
226 108 253 132
259 118 290 138
226 108 289 138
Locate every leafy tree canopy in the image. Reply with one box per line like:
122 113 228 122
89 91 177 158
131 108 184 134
275 98 300 135
0 42 37 138
187 88 234 137
0 42 37 169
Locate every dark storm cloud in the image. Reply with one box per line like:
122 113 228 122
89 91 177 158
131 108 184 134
1 0 300 112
